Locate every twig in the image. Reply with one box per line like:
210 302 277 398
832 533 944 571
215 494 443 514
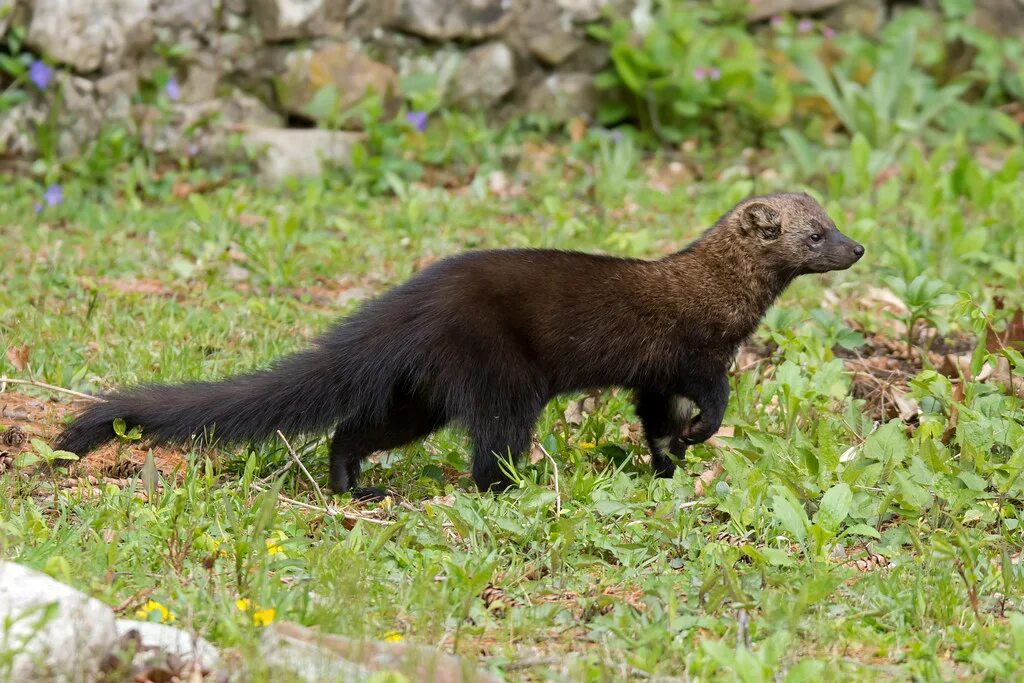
0 377 102 402
276 430 327 508
249 481 388 525
112 586 156 615
538 443 561 517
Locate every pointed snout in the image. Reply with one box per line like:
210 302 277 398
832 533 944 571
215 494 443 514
839 231 864 263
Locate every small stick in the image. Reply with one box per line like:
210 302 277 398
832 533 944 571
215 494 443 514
276 430 327 508
537 443 561 517
0 377 102 402
249 481 388 526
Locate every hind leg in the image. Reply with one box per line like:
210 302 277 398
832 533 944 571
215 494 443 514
468 399 544 493
328 398 445 498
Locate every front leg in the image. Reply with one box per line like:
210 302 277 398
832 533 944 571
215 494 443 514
635 390 689 479
678 373 730 445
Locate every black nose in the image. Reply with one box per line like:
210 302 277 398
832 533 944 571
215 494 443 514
853 244 865 258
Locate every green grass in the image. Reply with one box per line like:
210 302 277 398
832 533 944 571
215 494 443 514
2 124 1023 681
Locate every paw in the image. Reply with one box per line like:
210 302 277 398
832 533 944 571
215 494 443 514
349 486 390 503
679 415 717 445
652 457 677 479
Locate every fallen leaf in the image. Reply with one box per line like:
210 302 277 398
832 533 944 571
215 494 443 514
5 344 29 371
891 390 920 422
694 461 725 497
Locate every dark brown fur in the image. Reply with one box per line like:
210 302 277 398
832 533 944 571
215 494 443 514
54 192 863 498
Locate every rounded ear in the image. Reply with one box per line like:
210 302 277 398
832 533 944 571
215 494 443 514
740 203 781 240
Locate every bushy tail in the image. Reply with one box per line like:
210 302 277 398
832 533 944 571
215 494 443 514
54 348 349 457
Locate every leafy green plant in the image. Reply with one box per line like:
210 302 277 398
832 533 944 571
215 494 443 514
797 28 968 154
13 439 78 469
885 274 958 356
589 3 794 143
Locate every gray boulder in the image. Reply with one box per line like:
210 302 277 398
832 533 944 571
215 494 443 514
0 561 118 682
26 0 152 72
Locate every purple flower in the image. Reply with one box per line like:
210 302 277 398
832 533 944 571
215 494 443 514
165 77 181 101
43 184 63 207
29 60 53 90
693 67 707 82
770 15 784 27
822 26 836 39
709 68 721 81
798 19 813 33
33 202 43 214
405 110 428 132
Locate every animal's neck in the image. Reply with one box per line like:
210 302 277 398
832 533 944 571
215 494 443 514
665 228 796 338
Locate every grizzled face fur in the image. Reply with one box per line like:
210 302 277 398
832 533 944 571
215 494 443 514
736 193 864 275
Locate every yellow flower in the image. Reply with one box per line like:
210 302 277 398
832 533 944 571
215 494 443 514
237 598 275 626
252 608 276 626
136 599 175 623
579 441 596 449
383 631 403 642
265 530 288 556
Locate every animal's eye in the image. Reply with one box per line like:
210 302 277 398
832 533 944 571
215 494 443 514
810 233 823 242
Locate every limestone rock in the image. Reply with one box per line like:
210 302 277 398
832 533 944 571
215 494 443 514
58 70 136 156
151 0 220 32
525 72 598 121
520 0 582 65
399 47 463 102
241 127 362 182
253 0 347 41
391 0 516 41
276 42 398 124
451 41 515 109
0 102 44 157
0 562 119 682
114 620 220 671
137 88 282 157
555 0 615 22
261 621 502 683
26 0 153 73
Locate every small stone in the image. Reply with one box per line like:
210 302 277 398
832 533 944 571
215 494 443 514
525 72 598 122
150 0 220 32
390 0 515 40
261 621 502 683
26 0 152 73
520 1 582 65
450 41 515 109
0 562 119 681
114 620 220 671
276 42 398 124
253 0 347 42
241 127 362 182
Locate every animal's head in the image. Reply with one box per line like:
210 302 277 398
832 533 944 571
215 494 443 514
732 193 864 275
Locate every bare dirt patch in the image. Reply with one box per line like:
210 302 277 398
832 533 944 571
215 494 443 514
0 391 188 482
